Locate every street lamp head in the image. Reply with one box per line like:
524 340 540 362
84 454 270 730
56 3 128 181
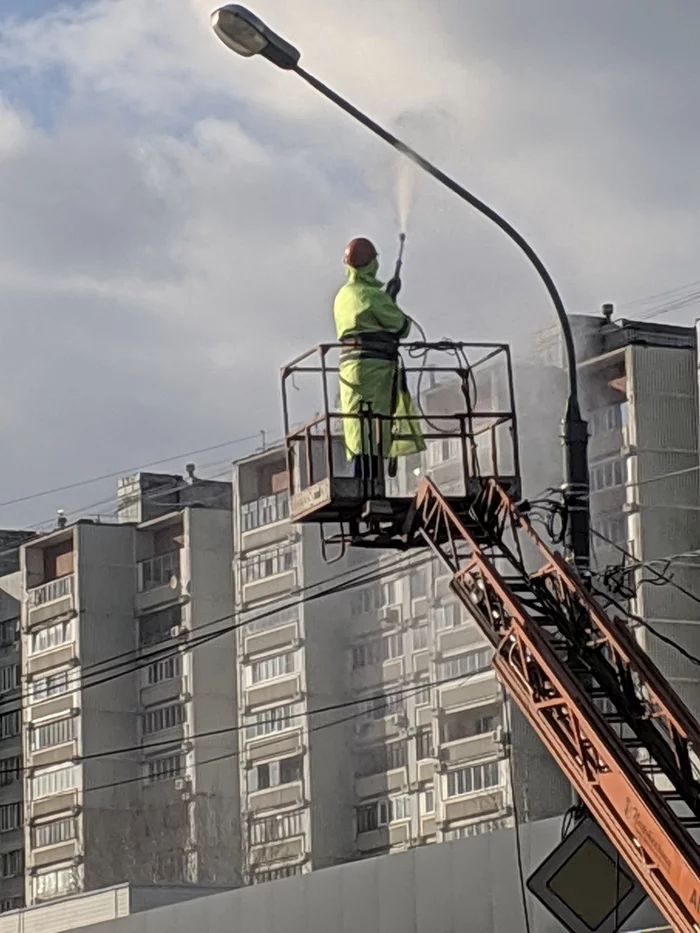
211 5 301 70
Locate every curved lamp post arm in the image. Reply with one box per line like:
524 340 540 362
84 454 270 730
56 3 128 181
294 65 579 409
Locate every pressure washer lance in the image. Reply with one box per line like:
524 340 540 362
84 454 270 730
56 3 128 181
386 232 406 300
386 232 407 481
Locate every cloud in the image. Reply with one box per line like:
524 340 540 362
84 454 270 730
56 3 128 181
0 0 699 526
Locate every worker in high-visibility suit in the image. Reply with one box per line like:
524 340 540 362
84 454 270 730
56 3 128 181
333 237 425 484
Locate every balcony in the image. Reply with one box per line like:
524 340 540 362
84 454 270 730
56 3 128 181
138 551 180 592
137 552 181 610
27 576 74 628
241 492 290 552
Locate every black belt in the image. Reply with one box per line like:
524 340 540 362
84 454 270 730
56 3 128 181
340 333 400 362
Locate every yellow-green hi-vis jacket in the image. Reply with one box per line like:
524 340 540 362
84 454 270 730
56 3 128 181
333 258 426 461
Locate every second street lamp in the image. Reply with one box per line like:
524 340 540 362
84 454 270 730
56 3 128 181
210 3 591 576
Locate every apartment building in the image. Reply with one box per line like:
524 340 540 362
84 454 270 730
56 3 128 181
0 532 35 914
535 313 700 715
232 447 364 884
6 470 239 907
345 360 572 855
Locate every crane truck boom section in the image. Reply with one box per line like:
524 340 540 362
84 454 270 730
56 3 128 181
408 477 700 933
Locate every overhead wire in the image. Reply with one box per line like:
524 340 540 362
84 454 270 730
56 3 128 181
0 430 272 510
0 550 433 714
501 686 532 933
29 667 489 796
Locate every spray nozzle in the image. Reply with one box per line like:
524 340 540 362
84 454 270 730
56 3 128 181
387 233 406 301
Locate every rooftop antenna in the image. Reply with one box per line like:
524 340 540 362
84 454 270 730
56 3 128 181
260 430 267 451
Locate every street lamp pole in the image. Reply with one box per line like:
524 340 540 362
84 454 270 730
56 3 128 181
211 5 590 575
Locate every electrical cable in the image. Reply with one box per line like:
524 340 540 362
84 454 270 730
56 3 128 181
0 551 432 714
590 582 700 669
502 686 532 933
591 529 700 612
0 430 271 510
26 667 489 794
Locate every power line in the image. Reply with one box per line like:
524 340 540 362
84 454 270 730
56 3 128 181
0 431 271 510
35 668 494 798
590 582 700 670
502 687 532 933
0 551 430 714
81 679 425 798
590 529 700 611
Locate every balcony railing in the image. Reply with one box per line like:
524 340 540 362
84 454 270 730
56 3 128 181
28 575 74 608
138 551 180 592
241 491 289 533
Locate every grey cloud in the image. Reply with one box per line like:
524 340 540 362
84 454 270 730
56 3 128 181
1 0 700 527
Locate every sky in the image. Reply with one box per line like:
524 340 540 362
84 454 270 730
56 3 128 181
0 0 699 529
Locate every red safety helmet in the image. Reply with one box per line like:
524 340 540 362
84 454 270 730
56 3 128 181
344 237 378 269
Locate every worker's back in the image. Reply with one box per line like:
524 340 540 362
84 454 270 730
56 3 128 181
334 259 408 340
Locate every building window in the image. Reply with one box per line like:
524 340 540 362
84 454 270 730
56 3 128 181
596 516 626 545
475 714 498 735
244 605 298 636
250 811 303 845
143 703 185 735
357 741 407 778
444 817 508 840
589 404 622 438
252 865 303 884
146 754 183 783
442 709 498 744
146 655 181 685
0 850 22 879
139 607 182 648
241 491 289 532
0 712 19 739
138 550 180 592
446 761 500 798
415 682 432 707
421 789 435 814
245 703 302 739
32 817 75 848
32 670 71 702
390 795 411 821
249 755 302 793
353 634 403 670
0 803 21 833
434 602 462 630
356 800 390 833
438 647 491 681
32 765 79 799
249 652 297 685
31 717 75 751
410 568 428 600
416 728 434 761
358 693 405 722
33 867 78 900
350 584 384 618
0 757 20 787
0 897 23 913
0 665 18 696
154 852 186 883
590 457 625 492
0 620 17 648
241 545 296 584
427 438 458 467
30 621 71 655
413 625 429 652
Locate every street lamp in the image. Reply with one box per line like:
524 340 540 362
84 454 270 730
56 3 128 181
210 4 591 576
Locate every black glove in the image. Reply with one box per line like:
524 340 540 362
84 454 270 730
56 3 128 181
386 277 402 300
